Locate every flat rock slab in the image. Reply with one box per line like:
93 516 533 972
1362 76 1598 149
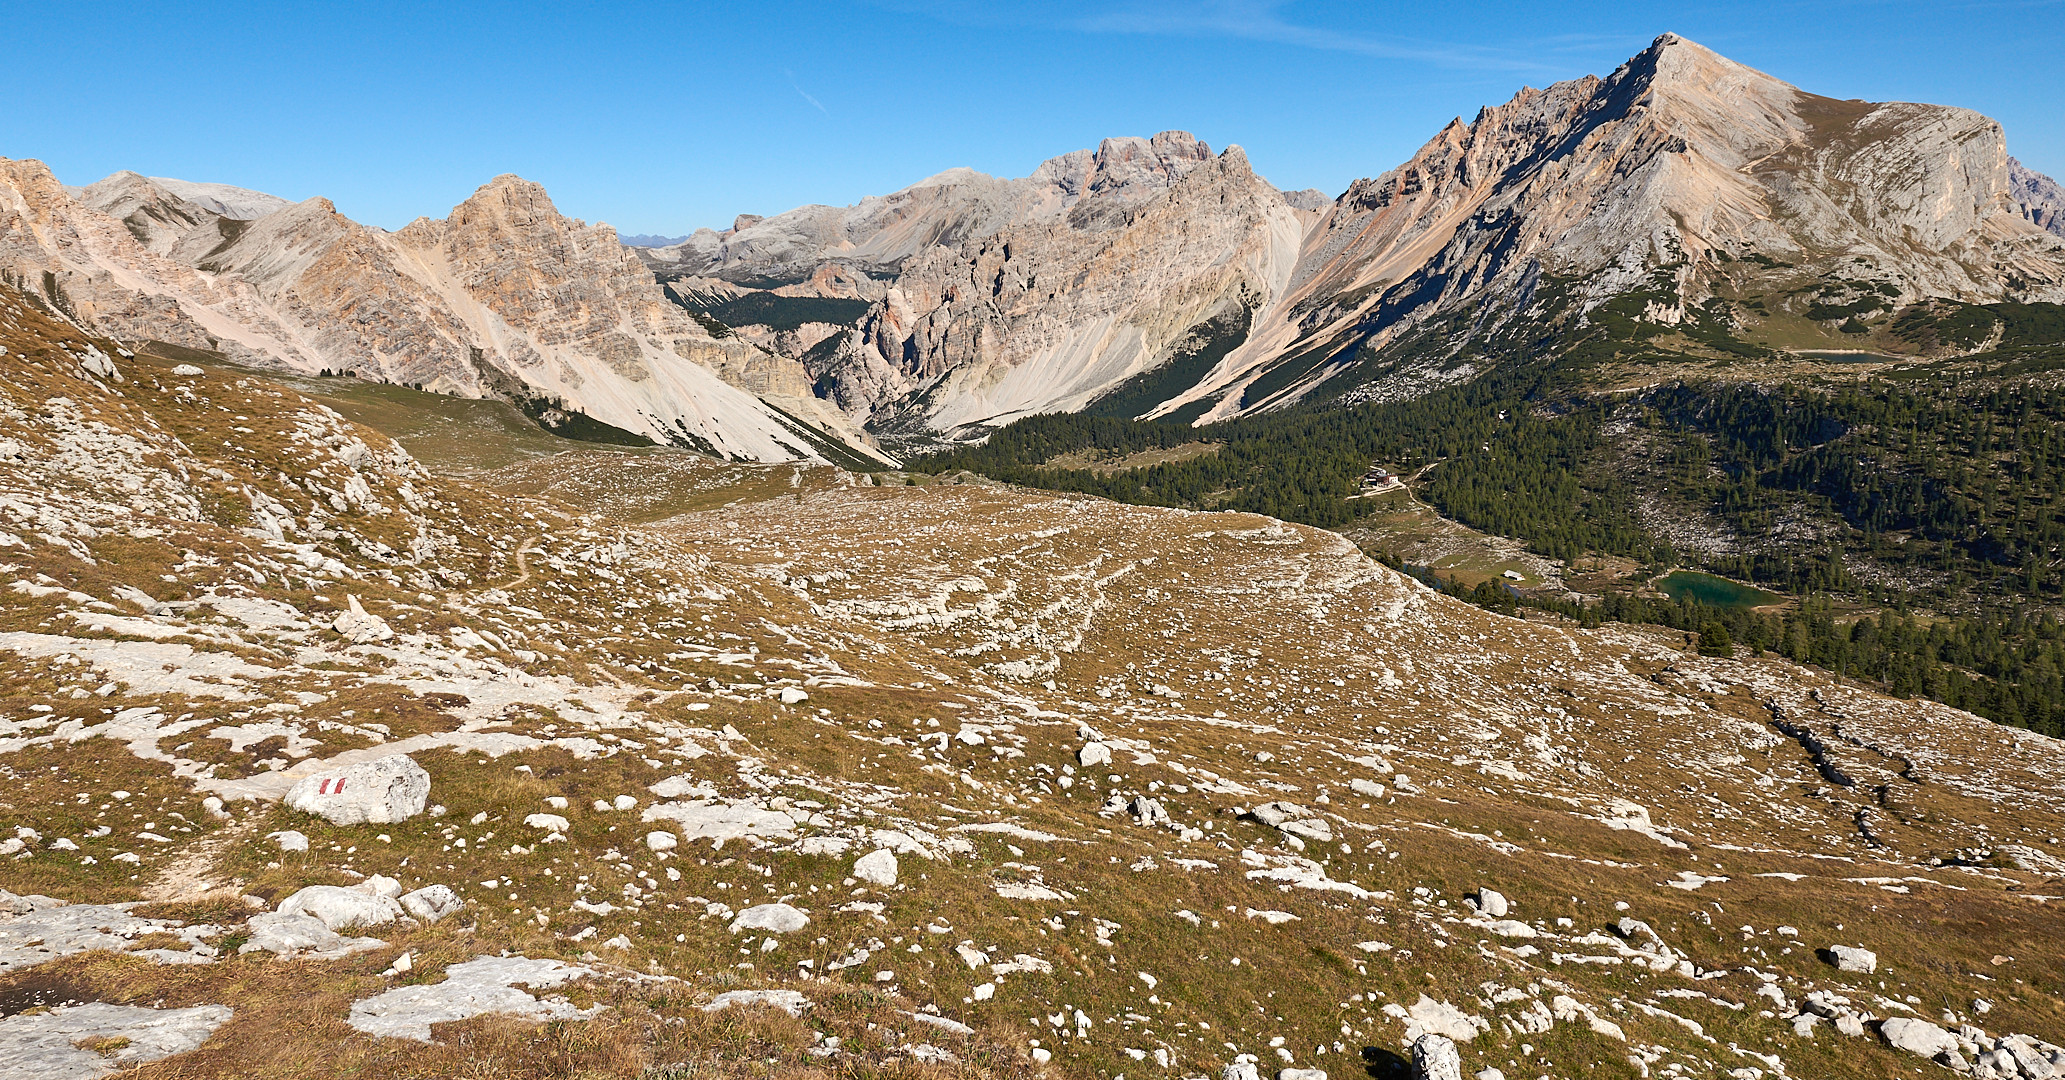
347 955 601 1041
0 1002 232 1079
641 799 797 849
0 891 216 974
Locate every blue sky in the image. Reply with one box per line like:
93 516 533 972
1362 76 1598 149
5 2 2060 236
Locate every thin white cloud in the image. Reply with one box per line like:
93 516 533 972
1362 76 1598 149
1068 1 1562 72
783 68 829 114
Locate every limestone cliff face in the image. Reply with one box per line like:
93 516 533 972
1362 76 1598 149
664 132 1307 436
1178 34 2065 419
638 131 1226 286
0 163 882 463
2011 158 2065 238
835 141 1306 435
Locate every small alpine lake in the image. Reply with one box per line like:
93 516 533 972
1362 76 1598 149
1656 570 1785 610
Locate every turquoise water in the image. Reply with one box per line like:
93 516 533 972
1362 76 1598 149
1657 570 1782 610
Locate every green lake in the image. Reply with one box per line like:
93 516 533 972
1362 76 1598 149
1656 570 1783 610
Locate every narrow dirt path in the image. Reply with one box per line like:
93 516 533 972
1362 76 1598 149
495 540 537 590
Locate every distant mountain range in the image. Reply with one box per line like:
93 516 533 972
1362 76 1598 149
2 33 2061 462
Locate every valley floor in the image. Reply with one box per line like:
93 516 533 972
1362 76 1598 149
1 287 2062 1080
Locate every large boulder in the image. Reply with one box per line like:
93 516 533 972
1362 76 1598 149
1411 1033 1463 1080
1880 1017 1958 1059
1825 945 1878 974
1475 889 1509 918
239 911 384 957
285 755 430 826
332 595 395 644
276 885 403 930
1078 742 1113 768
728 903 810 935
852 848 899 886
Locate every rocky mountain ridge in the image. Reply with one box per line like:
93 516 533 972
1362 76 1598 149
656 34 2065 444
0 164 887 465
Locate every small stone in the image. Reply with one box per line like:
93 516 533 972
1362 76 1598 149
779 687 809 705
1222 1063 1261 1080
271 830 309 852
646 831 679 852
1278 1070 1327 1080
1475 888 1509 918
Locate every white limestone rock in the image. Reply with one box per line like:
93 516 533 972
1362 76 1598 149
0 890 218 974
1880 1017 1959 1060
728 903 810 935
0 1002 232 1078
332 594 394 644
852 848 899 886
347 955 601 1041
641 799 796 850
240 911 367 957
1078 742 1113 768
1411 1033 1463 1080
284 755 430 826
398 885 464 923
1826 945 1878 974
1475 888 1509 918
276 885 403 931
1407 995 1487 1043
703 989 811 1017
